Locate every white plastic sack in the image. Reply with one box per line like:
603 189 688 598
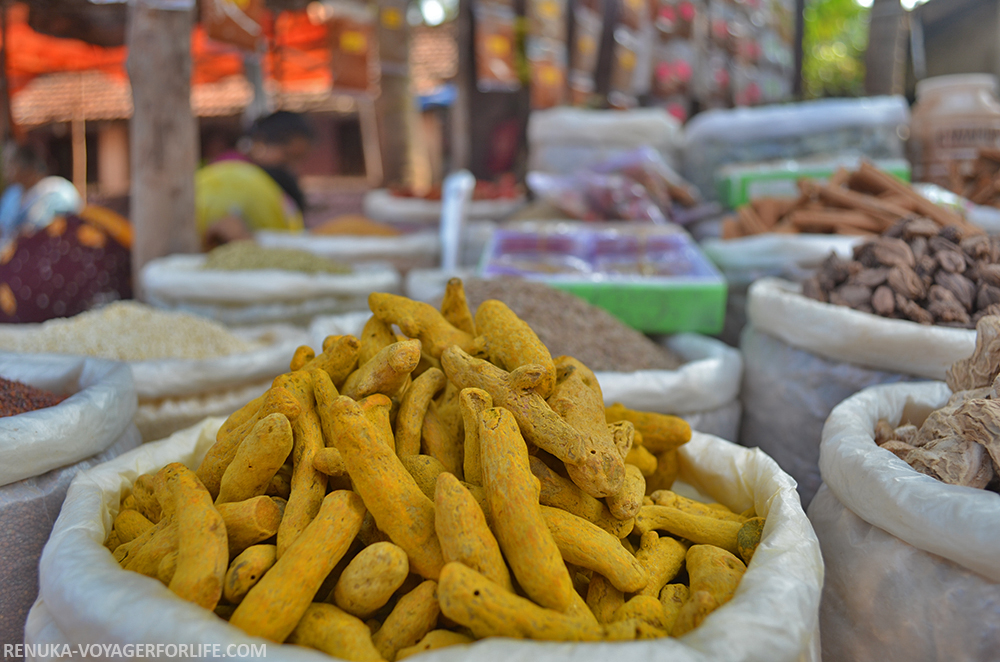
528 107 683 175
141 254 401 327
809 382 1000 661
746 277 976 380
311 314 743 442
134 379 272 445
27 418 823 662
0 354 141 650
739 326 919 505
362 189 525 225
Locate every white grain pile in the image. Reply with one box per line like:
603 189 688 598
0 302 264 360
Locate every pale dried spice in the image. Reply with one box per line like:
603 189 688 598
888 265 927 300
831 284 872 309
872 237 916 269
894 424 918 445
976 263 1000 288
927 285 971 325
990 236 1000 263
949 399 1000 474
902 218 941 239
974 304 1000 325
946 316 1000 392
910 236 929 259
801 277 827 303
895 294 934 325
961 235 992 260
929 235 962 256
976 283 1000 311
871 285 896 316
900 434 994 488
936 249 967 274
874 419 897 446
851 268 889 288
934 271 977 311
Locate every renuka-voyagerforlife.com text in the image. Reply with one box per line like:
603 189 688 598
5 643 268 659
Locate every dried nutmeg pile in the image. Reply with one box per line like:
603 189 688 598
802 217 1000 328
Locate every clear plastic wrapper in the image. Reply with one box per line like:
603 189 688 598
528 171 668 223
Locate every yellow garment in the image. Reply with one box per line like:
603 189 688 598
195 161 304 237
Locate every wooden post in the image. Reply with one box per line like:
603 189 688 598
865 0 907 96
71 119 87 203
126 0 200 293
374 0 413 188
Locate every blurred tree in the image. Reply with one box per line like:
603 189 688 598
802 0 870 98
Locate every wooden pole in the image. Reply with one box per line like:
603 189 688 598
71 119 87 203
374 0 413 188
865 0 906 96
126 0 199 294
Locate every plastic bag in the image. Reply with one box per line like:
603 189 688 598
809 382 1000 661
311 315 743 441
27 418 823 662
527 171 668 223
739 326 919 505
141 254 401 327
362 189 526 225
0 354 141 650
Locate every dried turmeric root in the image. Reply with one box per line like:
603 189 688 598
369 292 475 359
286 603 383 662
333 541 409 619
459 388 492 485
342 339 421 400
395 367 447 456
634 505 742 556
474 300 556 398
529 456 633 539
440 277 476 337
216 413 294 505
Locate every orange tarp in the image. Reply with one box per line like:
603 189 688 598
3 3 333 96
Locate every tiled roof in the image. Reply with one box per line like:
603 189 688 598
410 22 458 95
13 72 359 126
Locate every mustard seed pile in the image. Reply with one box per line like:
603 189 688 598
0 302 264 361
203 242 352 274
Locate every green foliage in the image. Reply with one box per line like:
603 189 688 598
803 0 870 98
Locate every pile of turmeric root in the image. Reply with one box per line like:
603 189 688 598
105 280 766 660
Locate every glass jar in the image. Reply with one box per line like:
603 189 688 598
910 74 1000 187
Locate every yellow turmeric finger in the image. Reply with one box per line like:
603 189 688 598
529 456 633 539
223 545 277 605
548 357 624 498
459 388 492 484
287 603 383 662
475 300 556 397
131 474 162 523
399 455 489 517
634 505 741 556
371 580 440 662
605 404 691 454
289 345 315 371
395 367 447 456
342 340 421 400
635 531 688 598
659 583 689 633
230 490 366 642
479 407 576 613
157 550 178 585
440 277 476 337
304 335 362 388
421 401 463 477
216 413 294 505
435 472 512 592
360 314 398 366
603 619 669 641
197 387 301 499
539 505 647 594
266 463 293 499
586 574 624 625
607 463 646 521
687 544 746 607
625 445 658 477
671 590 719 637
122 519 179 577
314 446 347 476
272 371 316 413
396 629 473 660
104 530 121 552
438 562 603 642
737 517 766 565
216 496 283 558
333 541 410 619
355 392 395 452
611 595 672 632
645 449 679 493
163 464 228 610
610 420 635 459
277 408 328 558
649 490 746 523
441 347 593 474
319 392 444 579
114 509 154 544
369 292 475 359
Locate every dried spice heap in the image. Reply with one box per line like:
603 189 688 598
722 161 979 238
801 217 1000 328
875 316 1000 491
0 377 66 417
947 148 1000 207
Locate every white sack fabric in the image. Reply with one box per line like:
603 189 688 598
311 314 744 441
0 354 140 650
809 382 1000 662
362 189 525 224
27 418 822 662
141 254 401 327
740 277 976 504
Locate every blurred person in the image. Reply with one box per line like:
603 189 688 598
196 111 316 249
0 143 82 248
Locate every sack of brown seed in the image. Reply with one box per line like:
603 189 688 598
809 380 1000 662
739 275 976 505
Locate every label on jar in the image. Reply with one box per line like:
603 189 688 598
915 119 1000 184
